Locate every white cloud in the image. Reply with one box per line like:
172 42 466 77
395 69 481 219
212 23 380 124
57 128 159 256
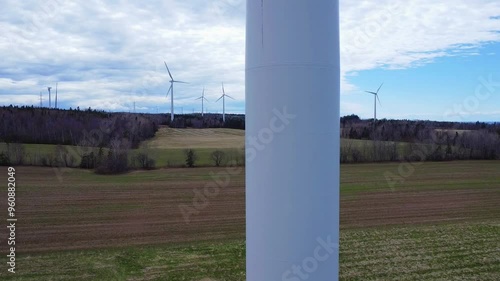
340 0 500 74
0 0 499 116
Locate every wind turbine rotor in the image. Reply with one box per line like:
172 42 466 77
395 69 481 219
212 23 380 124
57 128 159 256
203 88 209 101
196 88 206 100
364 83 384 122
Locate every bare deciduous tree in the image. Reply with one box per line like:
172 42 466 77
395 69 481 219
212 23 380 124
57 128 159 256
211 150 226 167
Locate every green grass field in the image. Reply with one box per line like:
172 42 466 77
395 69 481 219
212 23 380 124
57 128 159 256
3 223 497 281
0 128 246 167
1 127 415 167
138 127 246 167
0 161 498 280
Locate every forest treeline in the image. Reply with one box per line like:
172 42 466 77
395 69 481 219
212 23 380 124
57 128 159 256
0 106 244 147
168 113 245 129
340 114 500 162
0 105 161 148
0 108 498 173
0 106 244 173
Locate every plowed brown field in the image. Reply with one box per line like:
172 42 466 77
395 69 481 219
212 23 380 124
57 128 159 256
1 161 498 254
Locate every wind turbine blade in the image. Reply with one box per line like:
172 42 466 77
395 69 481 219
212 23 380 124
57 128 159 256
166 84 172 97
174 80 189 84
376 94 381 106
376 83 384 94
195 96 202 100
216 95 223 102
203 97 209 102
365 91 377 95
164 61 173 80
226 94 235 100
222 82 225 95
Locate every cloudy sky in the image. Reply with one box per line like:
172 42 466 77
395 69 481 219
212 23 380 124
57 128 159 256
1 0 500 121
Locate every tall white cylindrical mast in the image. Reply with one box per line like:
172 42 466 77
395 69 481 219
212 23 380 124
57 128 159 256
246 1 340 280
171 85 174 121
48 87 52 109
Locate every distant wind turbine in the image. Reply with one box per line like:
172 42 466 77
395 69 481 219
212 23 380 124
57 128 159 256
39 91 42 107
216 82 234 123
365 83 383 134
195 88 209 117
164 61 188 121
47 87 52 109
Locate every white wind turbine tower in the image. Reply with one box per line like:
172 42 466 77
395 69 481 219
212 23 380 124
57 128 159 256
47 87 52 108
195 88 209 117
164 61 188 121
216 82 234 123
365 83 383 134
246 1 340 279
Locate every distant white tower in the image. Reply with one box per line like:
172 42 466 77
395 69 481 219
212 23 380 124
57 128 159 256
246 1 340 280
164 62 188 122
196 88 209 117
47 87 52 108
216 83 234 123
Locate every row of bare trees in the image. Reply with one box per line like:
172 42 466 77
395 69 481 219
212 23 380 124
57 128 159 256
167 113 245 129
0 143 246 173
0 106 160 148
344 120 499 142
341 130 500 163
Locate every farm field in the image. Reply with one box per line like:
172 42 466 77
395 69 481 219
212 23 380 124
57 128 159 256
141 127 245 149
0 128 247 167
0 161 499 280
139 127 246 167
1 127 416 167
